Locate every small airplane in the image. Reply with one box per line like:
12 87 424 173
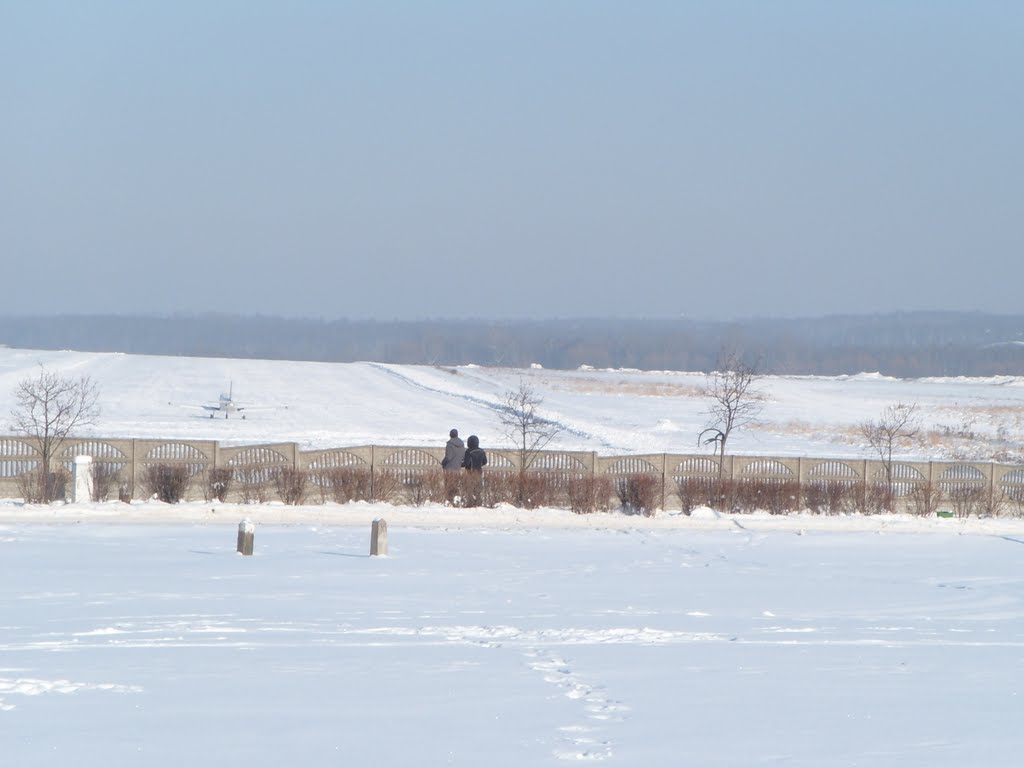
176 382 272 419
203 383 246 419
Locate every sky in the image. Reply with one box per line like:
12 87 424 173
2 1 1022 321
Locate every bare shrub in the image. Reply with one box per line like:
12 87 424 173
477 471 515 508
676 477 717 515
737 479 801 515
402 469 446 506
371 470 401 503
236 464 274 504
863 483 891 515
274 466 309 505
202 467 233 503
567 475 613 514
443 470 463 505
616 473 661 516
90 462 123 502
907 481 941 517
16 468 69 504
979 487 1006 519
948 485 984 519
804 480 858 515
142 463 191 504
513 471 565 510
315 466 373 504
1005 486 1024 518
769 480 802 515
705 477 740 513
733 481 760 513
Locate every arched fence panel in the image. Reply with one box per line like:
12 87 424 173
0 436 1022 513
0 438 39 479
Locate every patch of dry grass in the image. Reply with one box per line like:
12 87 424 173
551 378 703 398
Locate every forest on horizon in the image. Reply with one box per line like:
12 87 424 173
2 311 1024 377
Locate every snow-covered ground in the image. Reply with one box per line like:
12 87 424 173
1 346 1023 460
3 518 1024 766
2 348 1024 765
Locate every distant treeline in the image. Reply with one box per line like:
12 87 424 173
2 312 1024 377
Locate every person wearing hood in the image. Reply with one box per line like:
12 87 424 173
461 434 487 471
441 428 465 471
461 434 487 507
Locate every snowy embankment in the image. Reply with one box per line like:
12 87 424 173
3 498 1024 538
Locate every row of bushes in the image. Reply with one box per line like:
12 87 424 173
91 464 664 515
18 464 1024 518
677 477 1024 518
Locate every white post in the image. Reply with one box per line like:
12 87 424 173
73 456 93 503
237 519 255 556
370 518 388 556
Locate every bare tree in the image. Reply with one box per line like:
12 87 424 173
498 379 563 473
859 402 920 510
10 365 101 502
700 350 766 469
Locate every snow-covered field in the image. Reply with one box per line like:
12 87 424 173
1 346 1023 460
3 520 1024 766
2 348 1024 765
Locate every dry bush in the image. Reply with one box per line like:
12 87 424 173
314 466 373 503
443 471 463 505
16 468 69 504
907 481 941 517
274 466 309 505
1005 486 1024 518
804 481 858 516
616 473 661 516
402 469 447 506
236 464 274 504
472 470 515 508
567 475 614 514
371 470 402 503
742 479 801 515
733 481 761 513
463 470 496 508
202 467 233 503
141 463 191 504
979 487 1006 519
512 471 566 510
863 483 891 515
676 477 717 515
947 485 984 519
90 462 123 502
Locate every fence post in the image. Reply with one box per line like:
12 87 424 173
371 518 388 556
73 455 93 503
237 519 255 556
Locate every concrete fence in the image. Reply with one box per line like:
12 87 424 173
2 435 1023 512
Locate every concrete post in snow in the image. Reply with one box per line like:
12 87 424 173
237 519 255 556
370 518 388 556
73 456 93 503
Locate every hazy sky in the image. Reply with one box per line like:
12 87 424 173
2 2 1022 321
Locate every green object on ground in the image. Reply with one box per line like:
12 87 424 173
937 510 954 519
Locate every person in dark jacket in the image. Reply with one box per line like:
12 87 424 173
461 434 487 471
461 434 487 507
441 429 465 471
